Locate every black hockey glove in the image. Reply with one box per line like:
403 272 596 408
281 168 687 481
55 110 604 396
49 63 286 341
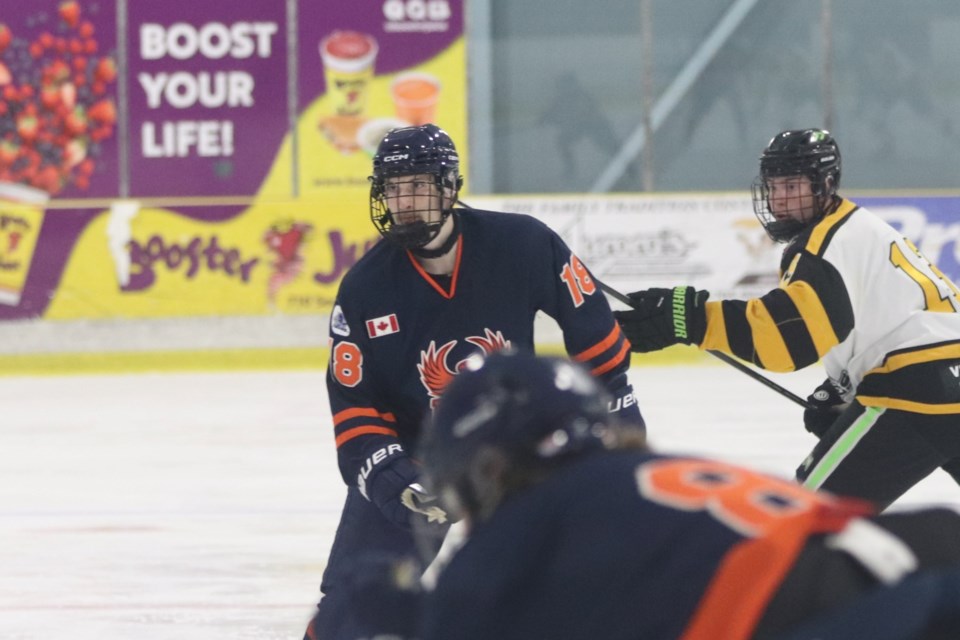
613 286 709 352
368 455 450 530
803 378 848 438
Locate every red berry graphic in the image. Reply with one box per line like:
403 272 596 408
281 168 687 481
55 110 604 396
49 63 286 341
0 4 118 195
58 1 81 28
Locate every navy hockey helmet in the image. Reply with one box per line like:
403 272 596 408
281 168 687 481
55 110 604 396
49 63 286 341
420 350 614 520
752 128 842 242
369 123 463 250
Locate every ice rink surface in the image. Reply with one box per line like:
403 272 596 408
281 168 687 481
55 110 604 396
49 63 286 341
3 362 959 639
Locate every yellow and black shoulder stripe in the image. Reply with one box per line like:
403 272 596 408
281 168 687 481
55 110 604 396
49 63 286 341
700 207 857 372
803 199 859 257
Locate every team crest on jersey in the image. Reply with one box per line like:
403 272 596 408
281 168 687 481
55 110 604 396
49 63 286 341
418 329 511 408
330 305 350 337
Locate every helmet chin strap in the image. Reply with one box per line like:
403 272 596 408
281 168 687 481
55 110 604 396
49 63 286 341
410 210 460 259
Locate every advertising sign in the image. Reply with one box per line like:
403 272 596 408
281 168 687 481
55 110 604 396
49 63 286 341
469 194 960 302
296 0 466 195
0 0 466 324
126 1 290 197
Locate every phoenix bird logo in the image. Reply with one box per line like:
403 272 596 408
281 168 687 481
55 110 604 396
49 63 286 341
417 329 511 408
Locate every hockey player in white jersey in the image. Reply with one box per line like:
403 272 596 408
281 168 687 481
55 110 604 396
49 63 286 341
614 128 960 510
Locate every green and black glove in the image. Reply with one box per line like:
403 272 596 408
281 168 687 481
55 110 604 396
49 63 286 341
614 286 709 352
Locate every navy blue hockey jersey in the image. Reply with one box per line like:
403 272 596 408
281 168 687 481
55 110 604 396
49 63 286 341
326 208 639 494
422 450 873 640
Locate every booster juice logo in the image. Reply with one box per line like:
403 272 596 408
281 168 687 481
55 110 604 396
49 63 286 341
123 233 258 291
116 226 379 297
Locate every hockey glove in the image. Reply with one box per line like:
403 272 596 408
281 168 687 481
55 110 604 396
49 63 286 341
803 378 848 438
613 286 709 352
368 455 450 530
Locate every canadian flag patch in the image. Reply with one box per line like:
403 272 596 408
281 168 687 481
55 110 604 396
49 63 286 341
366 313 400 338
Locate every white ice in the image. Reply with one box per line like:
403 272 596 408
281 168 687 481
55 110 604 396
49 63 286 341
2 363 957 639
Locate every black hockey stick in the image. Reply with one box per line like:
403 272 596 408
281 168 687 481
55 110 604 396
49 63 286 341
599 281 815 410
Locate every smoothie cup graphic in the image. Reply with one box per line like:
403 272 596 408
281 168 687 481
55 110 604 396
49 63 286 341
320 31 379 117
0 182 48 306
390 72 441 126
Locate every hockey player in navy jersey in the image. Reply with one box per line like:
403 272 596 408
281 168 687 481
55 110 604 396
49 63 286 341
419 351 960 640
303 124 642 639
614 128 960 511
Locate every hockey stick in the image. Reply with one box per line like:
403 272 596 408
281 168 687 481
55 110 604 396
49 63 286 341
454 200 812 409
599 281 815 410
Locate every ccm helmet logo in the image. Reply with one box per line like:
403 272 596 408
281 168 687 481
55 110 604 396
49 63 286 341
383 153 409 162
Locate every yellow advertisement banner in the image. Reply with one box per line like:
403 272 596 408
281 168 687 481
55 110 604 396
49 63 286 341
45 192 379 320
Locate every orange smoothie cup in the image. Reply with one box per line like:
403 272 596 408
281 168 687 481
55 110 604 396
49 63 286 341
390 72 441 126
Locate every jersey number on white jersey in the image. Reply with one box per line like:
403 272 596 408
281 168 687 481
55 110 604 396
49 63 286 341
890 238 960 313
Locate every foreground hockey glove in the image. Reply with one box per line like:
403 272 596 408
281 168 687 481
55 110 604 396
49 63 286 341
803 378 848 438
344 553 423 639
613 286 709 352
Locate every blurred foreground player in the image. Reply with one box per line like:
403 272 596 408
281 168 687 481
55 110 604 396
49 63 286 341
303 124 642 639
419 351 960 640
614 128 960 510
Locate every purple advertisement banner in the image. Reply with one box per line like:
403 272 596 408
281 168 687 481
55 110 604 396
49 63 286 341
860 196 960 285
126 0 289 198
0 0 119 199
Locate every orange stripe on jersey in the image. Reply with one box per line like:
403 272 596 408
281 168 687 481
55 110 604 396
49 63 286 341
679 498 874 640
679 524 810 640
335 425 399 447
590 339 631 376
573 324 621 362
407 238 463 299
333 407 397 426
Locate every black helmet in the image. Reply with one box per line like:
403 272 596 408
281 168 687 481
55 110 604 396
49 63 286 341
369 124 463 250
420 350 614 521
751 128 841 242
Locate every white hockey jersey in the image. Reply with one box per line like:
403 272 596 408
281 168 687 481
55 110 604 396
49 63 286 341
701 198 960 414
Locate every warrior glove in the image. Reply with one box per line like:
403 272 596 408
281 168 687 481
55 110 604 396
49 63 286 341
804 378 848 438
614 286 709 352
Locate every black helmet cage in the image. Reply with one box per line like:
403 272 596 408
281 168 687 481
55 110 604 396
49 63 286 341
369 124 462 250
752 129 841 243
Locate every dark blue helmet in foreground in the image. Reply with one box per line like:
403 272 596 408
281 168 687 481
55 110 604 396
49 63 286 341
369 123 462 250
420 350 616 520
